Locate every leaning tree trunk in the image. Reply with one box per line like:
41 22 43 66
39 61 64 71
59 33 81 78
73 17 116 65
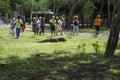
104 0 120 57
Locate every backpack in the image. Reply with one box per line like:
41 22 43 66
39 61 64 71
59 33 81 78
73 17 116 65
74 20 79 26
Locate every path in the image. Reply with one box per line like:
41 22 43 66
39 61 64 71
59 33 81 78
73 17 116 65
0 19 8 27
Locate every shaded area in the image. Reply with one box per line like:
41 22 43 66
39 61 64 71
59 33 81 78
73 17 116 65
0 51 120 80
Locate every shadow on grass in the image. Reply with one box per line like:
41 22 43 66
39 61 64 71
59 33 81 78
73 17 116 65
0 51 120 80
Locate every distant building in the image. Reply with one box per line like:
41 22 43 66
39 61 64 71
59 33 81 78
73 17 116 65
32 10 54 23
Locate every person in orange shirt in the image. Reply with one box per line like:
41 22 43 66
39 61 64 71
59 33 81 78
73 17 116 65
93 15 102 37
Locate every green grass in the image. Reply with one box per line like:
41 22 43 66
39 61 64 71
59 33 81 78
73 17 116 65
0 25 120 80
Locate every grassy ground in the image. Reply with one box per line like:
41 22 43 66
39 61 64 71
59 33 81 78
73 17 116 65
0 25 120 80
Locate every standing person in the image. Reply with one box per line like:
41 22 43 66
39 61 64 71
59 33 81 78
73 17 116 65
58 17 63 35
73 15 79 35
15 16 23 39
33 17 41 36
32 17 40 36
36 17 41 36
21 16 26 32
62 15 65 32
50 16 56 37
40 17 45 35
55 16 59 36
93 15 102 37
9 18 16 36
32 17 37 33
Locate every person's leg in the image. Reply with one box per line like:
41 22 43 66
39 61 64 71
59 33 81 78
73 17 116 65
22 24 25 32
34 28 37 36
56 29 59 36
24 24 26 31
38 28 40 36
17 28 21 38
54 31 55 36
60 30 62 35
40 26 44 35
42 27 44 35
73 25 75 35
97 27 100 35
76 26 79 35
16 28 18 38
51 31 53 37
59 26 62 35
95 26 99 37
12 31 15 36
50 26 53 37
36 28 39 36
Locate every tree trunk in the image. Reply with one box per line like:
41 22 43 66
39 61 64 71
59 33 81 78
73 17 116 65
36 11 37 17
0 12 1 19
80 9 85 28
100 1 104 16
67 6 74 27
66 1 80 28
104 1 120 57
107 0 111 28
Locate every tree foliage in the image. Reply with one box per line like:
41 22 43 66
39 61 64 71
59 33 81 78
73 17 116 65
0 0 10 14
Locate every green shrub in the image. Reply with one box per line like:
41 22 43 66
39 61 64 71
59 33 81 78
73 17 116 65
92 41 100 53
77 43 86 53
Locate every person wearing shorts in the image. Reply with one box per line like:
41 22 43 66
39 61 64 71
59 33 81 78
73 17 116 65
50 16 56 37
93 15 102 37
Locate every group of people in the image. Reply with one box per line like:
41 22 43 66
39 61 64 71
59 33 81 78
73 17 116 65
72 14 102 37
9 14 101 39
9 16 26 39
49 15 65 37
32 17 45 36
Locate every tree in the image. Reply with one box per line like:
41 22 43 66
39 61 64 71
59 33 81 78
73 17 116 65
81 0 95 27
104 0 120 57
0 0 10 14
0 0 11 23
48 0 67 15
107 0 114 27
63 0 86 27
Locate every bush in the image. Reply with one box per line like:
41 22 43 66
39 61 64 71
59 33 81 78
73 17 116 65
77 43 86 53
92 41 100 53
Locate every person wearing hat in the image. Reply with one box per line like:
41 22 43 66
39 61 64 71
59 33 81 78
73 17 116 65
73 15 79 35
39 17 45 35
58 17 63 35
93 15 102 37
50 16 56 37
55 16 60 36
